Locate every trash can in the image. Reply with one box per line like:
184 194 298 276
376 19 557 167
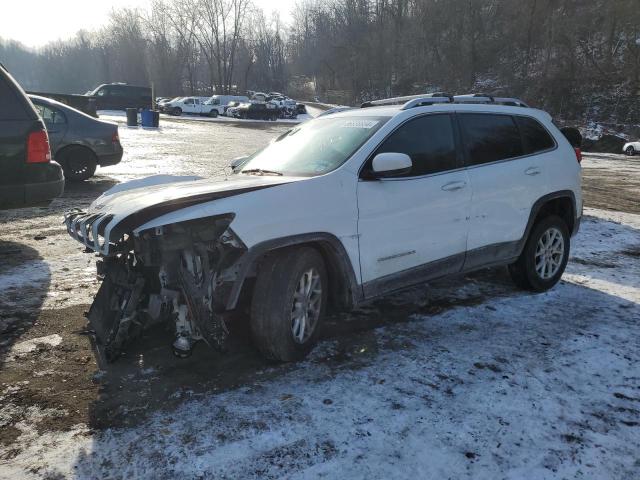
126 108 138 127
141 109 160 128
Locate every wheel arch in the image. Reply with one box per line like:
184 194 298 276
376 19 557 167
517 190 578 257
225 233 362 312
55 143 97 163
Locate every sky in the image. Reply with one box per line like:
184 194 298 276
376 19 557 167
0 0 298 48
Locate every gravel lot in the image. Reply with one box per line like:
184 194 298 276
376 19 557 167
0 115 639 479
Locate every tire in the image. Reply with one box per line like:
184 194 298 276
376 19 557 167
240 112 247 119
208 109 218 118
626 146 635 156
172 107 182 116
58 146 97 182
508 215 570 292
250 247 328 361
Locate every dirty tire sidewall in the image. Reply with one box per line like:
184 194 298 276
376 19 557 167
510 215 570 292
250 247 328 362
626 146 635 156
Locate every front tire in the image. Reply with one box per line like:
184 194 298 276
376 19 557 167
250 247 327 361
626 146 635 156
209 109 218 118
172 107 182 116
508 215 570 292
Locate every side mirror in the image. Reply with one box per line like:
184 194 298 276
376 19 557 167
371 152 412 177
230 155 249 171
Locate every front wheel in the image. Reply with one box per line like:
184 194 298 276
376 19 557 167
508 215 570 292
172 107 182 116
250 247 327 361
626 146 635 156
208 109 218 118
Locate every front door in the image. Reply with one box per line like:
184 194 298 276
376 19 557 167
357 113 471 296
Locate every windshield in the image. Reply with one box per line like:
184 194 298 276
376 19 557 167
239 116 388 177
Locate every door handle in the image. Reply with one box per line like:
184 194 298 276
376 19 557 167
525 167 541 176
441 181 466 192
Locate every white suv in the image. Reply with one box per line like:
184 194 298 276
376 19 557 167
64 94 582 362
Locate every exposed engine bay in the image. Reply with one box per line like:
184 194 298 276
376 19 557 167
83 215 247 361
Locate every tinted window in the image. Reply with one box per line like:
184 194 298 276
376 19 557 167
373 114 457 177
460 113 523 165
516 116 555 154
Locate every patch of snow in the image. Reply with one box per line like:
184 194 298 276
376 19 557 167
9 334 62 356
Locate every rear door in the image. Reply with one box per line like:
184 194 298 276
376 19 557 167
459 112 552 267
357 113 471 294
33 103 68 151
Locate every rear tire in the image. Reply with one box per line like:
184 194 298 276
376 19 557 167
58 146 97 182
626 146 635 156
508 215 570 292
250 247 327 361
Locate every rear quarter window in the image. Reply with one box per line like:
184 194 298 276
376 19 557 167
516 116 556 154
460 113 523 166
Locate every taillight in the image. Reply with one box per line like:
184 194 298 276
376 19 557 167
26 130 51 163
574 147 582 164
112 130 120 144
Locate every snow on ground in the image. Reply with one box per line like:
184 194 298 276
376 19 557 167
1 207 639 479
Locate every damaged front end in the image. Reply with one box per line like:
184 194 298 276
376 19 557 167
65 211 247 361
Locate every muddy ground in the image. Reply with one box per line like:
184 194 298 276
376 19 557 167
0 117 639 477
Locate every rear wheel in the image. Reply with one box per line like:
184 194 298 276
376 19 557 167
250 247 327 361
58 146 97 182
626 146 635 156
508 215 570 292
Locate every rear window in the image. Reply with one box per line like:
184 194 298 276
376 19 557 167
460 113 523 165
0 71 31 121
516 116 555 154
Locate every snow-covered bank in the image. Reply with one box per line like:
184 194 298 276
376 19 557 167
1 208 638 479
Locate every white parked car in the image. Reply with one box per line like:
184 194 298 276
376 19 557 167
64 94 582 362
623 140 640 156
164 96 212 116
205 95 250 117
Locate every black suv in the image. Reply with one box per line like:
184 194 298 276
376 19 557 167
233 102 279 120
0 66 64 210
88 83 152 111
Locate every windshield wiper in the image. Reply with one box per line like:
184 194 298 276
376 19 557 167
241 168 283 176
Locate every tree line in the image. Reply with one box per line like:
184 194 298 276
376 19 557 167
1 0 639 123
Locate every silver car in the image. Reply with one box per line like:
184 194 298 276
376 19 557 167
29 95 123 181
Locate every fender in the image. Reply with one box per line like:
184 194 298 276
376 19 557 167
225 232 362 311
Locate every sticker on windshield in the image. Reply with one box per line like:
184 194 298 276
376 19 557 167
341 120 379 129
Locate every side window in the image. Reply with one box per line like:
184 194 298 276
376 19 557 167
372 114 458 177
184 98 194 105
460 113 523 165
34 104 65 125
516 116 555 154
95 87 108 97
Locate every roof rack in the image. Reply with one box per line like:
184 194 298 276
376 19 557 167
360 92 529 110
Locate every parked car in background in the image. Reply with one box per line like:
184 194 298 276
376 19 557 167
0 65 64 209
30 95 123 181
205 95 250 116
229 102 279 120
623 140 640 156
89 83 152 111
224 101 243 117
158 96 182 112
164 96 211 116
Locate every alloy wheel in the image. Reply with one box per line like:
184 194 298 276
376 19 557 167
534 227 565 279
290 268 322 344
